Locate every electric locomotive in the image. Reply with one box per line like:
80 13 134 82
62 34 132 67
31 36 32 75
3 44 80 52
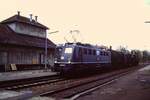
54 42 111 73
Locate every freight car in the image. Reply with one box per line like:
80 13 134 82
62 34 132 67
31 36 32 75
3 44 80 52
53 42 139 74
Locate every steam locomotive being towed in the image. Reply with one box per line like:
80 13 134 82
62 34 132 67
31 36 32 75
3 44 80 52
53 42 139 74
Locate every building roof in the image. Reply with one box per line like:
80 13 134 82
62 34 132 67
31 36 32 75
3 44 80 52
0 24 56 49
1 15 49 29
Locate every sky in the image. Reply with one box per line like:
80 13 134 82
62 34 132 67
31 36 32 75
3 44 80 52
0 0 150 50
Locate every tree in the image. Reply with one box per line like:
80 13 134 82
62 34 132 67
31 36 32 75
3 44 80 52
117 46 129 53
131 50 143 62
142 50 150 62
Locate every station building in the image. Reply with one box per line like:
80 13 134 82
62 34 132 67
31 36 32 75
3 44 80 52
0 12 56 71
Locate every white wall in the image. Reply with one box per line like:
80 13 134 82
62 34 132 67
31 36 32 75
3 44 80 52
8 22 46 38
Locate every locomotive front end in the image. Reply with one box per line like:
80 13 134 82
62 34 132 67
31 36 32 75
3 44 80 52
54 44 74 73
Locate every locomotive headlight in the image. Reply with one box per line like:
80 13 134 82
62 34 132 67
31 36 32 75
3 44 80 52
54 58 57 63
54 60 57 63
68 60 71 64
68 58 71 64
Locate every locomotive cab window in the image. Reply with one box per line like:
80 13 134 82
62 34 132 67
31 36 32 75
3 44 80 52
64 47 73 53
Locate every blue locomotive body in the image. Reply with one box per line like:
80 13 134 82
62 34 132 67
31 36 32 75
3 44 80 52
54 42 139 74
54 43 112 73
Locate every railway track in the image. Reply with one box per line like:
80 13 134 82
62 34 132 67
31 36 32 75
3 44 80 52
0 74 61 90
68 64 149 100
35 65 142 99
1 64 145 100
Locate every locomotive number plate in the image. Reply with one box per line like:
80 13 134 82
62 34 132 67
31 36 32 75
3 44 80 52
60 64 65 66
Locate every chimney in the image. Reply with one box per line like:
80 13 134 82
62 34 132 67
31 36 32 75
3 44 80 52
17 11 20 16
29 14 33 22
35 16 38 22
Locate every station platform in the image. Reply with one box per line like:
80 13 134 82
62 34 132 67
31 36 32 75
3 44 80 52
0 69 57 82
0 69 57 100
77 64 150 100
1 64 150 100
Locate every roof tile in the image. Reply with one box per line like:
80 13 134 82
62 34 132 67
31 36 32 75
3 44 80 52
0 24 55 49
1 15 49 29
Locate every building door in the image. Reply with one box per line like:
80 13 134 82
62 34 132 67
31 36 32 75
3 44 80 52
0 51 8 65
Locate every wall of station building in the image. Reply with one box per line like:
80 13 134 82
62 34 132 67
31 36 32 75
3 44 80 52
0 45 55 66
8 22 46 38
